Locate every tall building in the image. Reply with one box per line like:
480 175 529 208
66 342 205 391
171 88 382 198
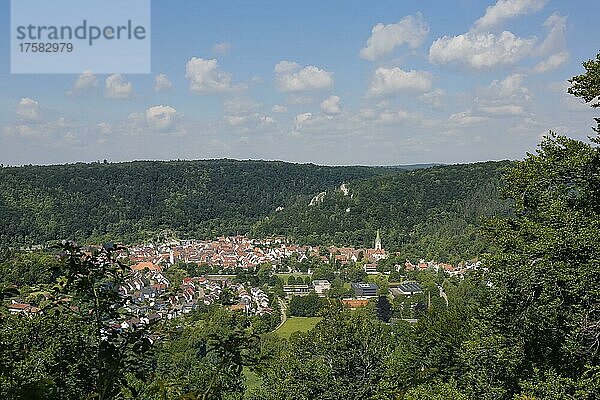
374 229 382 250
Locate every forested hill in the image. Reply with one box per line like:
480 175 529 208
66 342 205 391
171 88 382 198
0 159 385 245
0 160 512 258
252 161 513 263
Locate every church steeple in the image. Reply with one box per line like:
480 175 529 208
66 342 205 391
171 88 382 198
374 229 382 250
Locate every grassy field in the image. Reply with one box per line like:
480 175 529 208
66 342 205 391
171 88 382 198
275 316 322 339
275 272 311 278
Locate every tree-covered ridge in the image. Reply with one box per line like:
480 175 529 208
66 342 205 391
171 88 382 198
0 159 386 246
0 158 512 261
252 161 513 262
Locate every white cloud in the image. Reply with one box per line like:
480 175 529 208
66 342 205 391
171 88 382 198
358 108 377 120
146 105 178 131
321 95 342 115
63 131 79 145
274 60 299 75
472 0 548 32
74 70 98 90
534 51 569 73
548 81 592 112
224 97 259 115
286 95 315 105
473 74 531 117
213 42 232 54
538 13 567 55
274 61 333 92
479 104 525 116
66 71 98 96
127 112 145 126
360 13 429 61
294 112 313 130
185 57 240 93
292 112 356 135
271 105 287 113
533 14 568 73
222 97 275 129
429 31 536 70
154 74 173 92
376 109 412 124
104 74 134 98
4 115 77 142
418 89 445 107
368 67 432 96
97 122 112 135
4 124 38 138
430 3 560 72
486 73 531 100
225 114 274 127
448 111 489 126
260 115 275 124
16 97 42 122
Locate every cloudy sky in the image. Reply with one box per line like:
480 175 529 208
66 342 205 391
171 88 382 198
1 0 599 166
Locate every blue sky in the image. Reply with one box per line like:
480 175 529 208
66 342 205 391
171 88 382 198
1 0 599 165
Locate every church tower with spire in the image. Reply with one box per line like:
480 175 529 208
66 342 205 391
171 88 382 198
374 229 382 250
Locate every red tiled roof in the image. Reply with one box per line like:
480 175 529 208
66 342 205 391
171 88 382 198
131 262 162 272
341 299 369 308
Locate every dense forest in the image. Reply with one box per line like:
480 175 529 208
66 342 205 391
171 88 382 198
0 160 385 246
253 161 512 262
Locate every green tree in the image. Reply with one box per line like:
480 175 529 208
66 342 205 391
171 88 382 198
470 131 600 399
0 312 96 400
165 265 187 288
568 52 600 133
404 380 468 400
0 242 155 400
376 295 393 323
346 266 367 283
483 133 600 373
288 292 324 317
0 252 61 286
257 264 272 286
253 309 401 400
149 308 259 400
516 366 600 400
53 242 155 399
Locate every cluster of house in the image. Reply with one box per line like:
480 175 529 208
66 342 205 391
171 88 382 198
125 236 312 270
401 259 480 277
228 285 273 315
7 258 274 329
6 232 476 321
113 262 275 330
327 230 388 274
124 233 391 273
